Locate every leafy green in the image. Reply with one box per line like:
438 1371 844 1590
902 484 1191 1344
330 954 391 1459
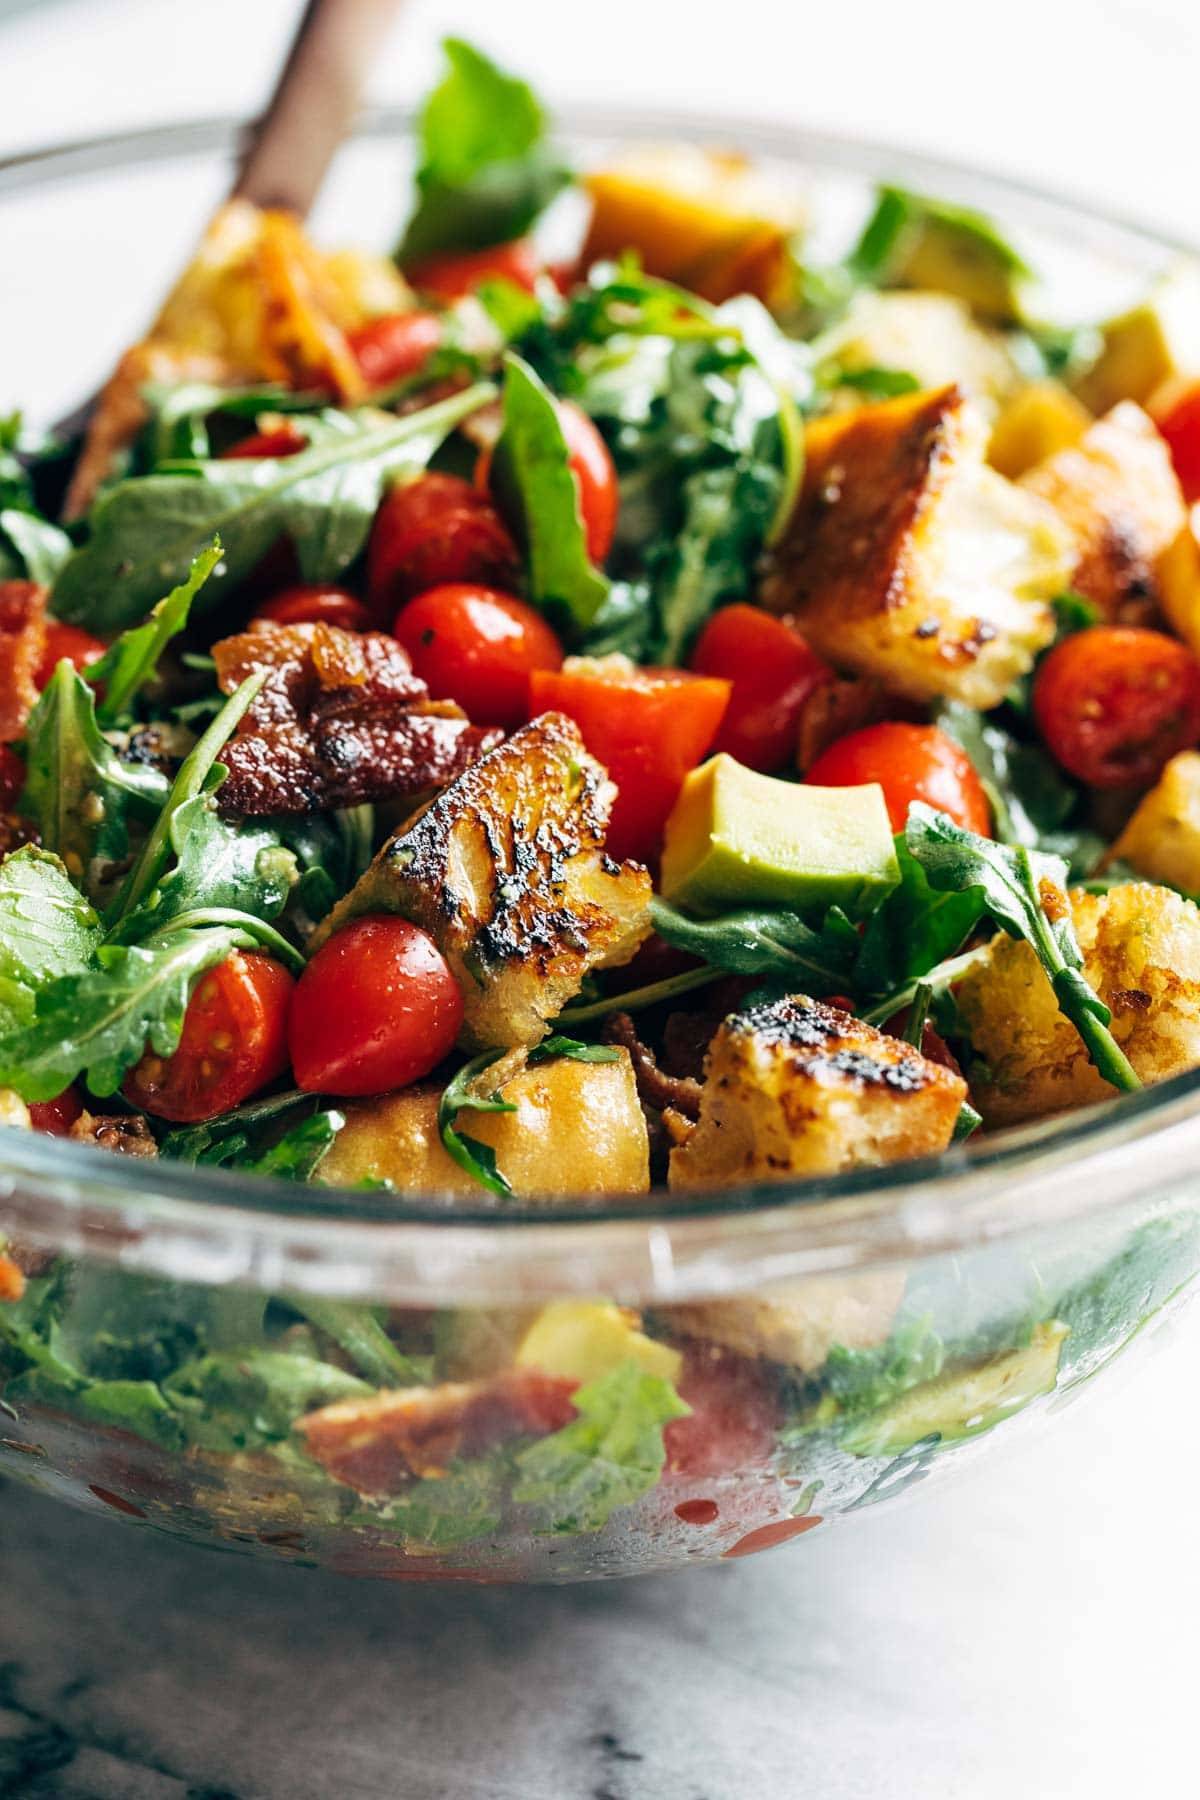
289 1297 430 1385
490 354 610 629
158 1089 321 1163
1053 1215 1200 1381
114 793 297 941
51 385 493 632
513 1361 689 1534
526 1036 620 1067
904 804 1140 1094
832 365 922 400
163 1348 373 1453
854 834 984 1002
821 1316 945 1418
140 381 325 467
0 847 102 1032
0 506 73 583
438 1050 518 1197
370 1454 510 1549
86 539 221 725
649 895 861 990
397 37 569 266
237 1111 344 1182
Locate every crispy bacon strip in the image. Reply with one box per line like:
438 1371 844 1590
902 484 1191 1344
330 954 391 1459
0 581 47 742
211 621 501 815
298 1369 579 1497
69 1111 158 1159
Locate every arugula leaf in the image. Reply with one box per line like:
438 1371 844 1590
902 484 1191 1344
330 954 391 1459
51 385 493 632
438 1050 518 1197
821 1316 945 1418
649 895 861 990
241 1111 344 1182
367 1454 510 1549
288 1297 430 1385
20 662 169 900
1054 1215 1200 1381
0 506 73 583
116 793 297 942
0 848 102 1033
526 1036 620 1067
158 1089 318 1163
854 834 984 1002
86 539 221 725
833 365 922 400
0 923 242 1101
140 381 325 466
490 354 610 629
397 38 569 266
904 804 1140 1095
512 1361 689 1534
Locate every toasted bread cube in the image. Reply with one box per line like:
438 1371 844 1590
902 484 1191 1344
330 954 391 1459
669 995 966 1191
319 1045 651 1200
662 1273 907 1376
823 291 1027 411
956 883 1200 1126
1019 401 1192 620
317 714 651 1050
988 381 1092 479
763 385 1070 707
582 144 803 306
1107 753 1200 894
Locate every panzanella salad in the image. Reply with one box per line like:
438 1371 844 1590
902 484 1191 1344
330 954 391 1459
4 42 1200 1561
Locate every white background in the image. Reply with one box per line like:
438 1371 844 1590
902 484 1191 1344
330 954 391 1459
2 4 1200 1795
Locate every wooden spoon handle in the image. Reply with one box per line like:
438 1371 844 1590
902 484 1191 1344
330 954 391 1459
232 0 407 216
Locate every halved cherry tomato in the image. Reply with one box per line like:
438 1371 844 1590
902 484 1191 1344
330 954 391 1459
35 621 106 690
407 237 542 302
477 399 618 565
347 310 442 389
220 423 308 460
1150 377 1200 502
124 952 294 1123
806 721 992 835
529 659 731 864
290 914 463 1096
0 744 25 808
1033 625 1200 789
367 473 520 622
690 605 833 773
393 584 563 729
254 585 372 632
28 1088 84 1136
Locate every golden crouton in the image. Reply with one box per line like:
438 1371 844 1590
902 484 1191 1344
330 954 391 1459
956 882 1200 1126
987 381 1092 480
319 1046 650 1199
822 291 1027 412
1019 402 1192 622
317 714 651 1051
762 385 1071 708
662 1273 907 1377
1107 754 1200 895
0 1090 30 1130
582 144 803 306
669 994 966 1190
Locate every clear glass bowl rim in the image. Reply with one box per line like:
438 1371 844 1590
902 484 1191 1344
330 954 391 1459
1 102 1198 1305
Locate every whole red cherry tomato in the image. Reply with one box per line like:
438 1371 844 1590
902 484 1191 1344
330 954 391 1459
347 311 442 389
221 423 308 460
1150 377 1200 503
0 744 25 808
477 399 618 565
806 721 992 835
28 1088 84 1136
254 586 372 632
1033 625 1200 789
394 584 563 729
36 621 106 690
124 952 294 1123
529 659 731 864
407 237 542 302
367 473 520 622
290 915 463 1096
690 605 833 773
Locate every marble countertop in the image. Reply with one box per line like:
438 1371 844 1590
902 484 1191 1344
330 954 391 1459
3 1313 1198 1800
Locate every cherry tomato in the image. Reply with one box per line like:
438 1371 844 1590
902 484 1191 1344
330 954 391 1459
529 659 731 864
407 237 542 302
367 473 520 622
1150 377 1200 502
1033 625 1200 789
690 605 833 773
28 1088 83 1136
220 423 308 459
254 585 372 632
477 399 618 565
664 1344 780 1478
393 584 563 729
806 722 992 835
347 311 442 389
35 621 106 690
124 952 294 1123
0 744 25 808
289 914 463 1096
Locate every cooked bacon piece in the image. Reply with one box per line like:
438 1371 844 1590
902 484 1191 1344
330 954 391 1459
0 581 47 742
298 1368 579 1497
0 1253 25 1302
211 621 501 815
69 1110 158 1158
602 1012 703 1121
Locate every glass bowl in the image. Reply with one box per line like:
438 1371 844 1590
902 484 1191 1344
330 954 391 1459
2 108 1199 1583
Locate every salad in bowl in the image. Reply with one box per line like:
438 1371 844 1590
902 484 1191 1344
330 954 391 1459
3 40 1200 1578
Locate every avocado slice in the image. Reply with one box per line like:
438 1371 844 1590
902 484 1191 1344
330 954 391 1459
842 1320 1067 1457
514 1301 682 1385
660 753 900 918
857 185 1035 321
1074 263 1200 414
